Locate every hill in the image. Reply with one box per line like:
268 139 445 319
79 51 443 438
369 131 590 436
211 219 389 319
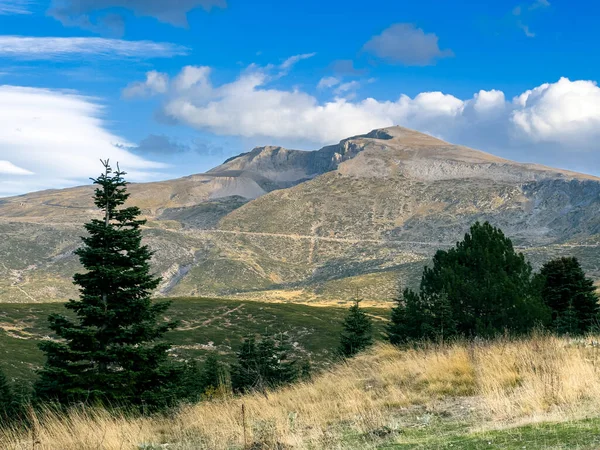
3 334 600 449
0 298 389 381
0 126 599 303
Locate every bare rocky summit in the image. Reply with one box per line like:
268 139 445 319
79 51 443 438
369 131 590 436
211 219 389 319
0 126 598 304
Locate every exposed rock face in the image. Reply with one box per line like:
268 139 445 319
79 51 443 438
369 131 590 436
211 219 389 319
0 126 599 303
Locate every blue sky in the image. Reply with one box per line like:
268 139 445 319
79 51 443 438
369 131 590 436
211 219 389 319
0 0 599 195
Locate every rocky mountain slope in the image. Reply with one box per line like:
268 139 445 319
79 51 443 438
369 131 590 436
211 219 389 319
0 126 598 304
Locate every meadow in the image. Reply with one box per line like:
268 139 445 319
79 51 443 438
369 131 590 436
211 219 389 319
3 333 600 448
0 297 390 381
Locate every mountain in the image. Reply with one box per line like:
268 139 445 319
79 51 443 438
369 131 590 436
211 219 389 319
1 126 599 304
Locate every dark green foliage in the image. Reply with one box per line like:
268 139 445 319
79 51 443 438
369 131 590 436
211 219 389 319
555 301 580 335
389 222 550 342
200 353 223 392
180 354 228 402
34 161 179 409
0 370 30 426
387 290 457 344
538 257 599 334
0 368 13 423
338 300 373 357
231 333 302 393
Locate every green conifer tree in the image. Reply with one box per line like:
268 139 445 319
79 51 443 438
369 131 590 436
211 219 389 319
35 161 179 408
555 301 580 335
200 353 223 392
538 257 599 334
419 222 549 337
386 289 425 345
231 333 300 392
338 300 373 357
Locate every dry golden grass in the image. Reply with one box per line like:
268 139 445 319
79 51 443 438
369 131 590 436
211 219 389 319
4 333 600 449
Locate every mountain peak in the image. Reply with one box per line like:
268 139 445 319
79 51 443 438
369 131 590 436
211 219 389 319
355 126 449 146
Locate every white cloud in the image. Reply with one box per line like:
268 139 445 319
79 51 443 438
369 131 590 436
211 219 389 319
317 76 340 89
0 86 165 196
0 160 33 175
280 53 316 71
122 71 169 98
511 77 600 145
173 65 212 92
0 36 188 60
363 23 453 66
133 63 600 161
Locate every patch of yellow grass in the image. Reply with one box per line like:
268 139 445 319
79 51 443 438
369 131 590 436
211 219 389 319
4 333 600 449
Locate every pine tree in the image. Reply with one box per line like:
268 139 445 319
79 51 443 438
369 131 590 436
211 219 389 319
200 353 224 392
386 289 424 345
338 300 373 357
538 257 599 334
418 222 549 337
35 161 179 408
387 289 457 344
231 333 300 393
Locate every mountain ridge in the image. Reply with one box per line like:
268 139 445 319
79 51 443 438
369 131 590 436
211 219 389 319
0 126 599 304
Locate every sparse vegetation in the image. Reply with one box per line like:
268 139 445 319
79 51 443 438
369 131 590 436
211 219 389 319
4 334 600 449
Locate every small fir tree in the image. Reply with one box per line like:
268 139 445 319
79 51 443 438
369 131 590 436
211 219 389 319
338 300 373 357
35 161 179 408
538 257 599 334
231 333 300 393
200 353 225 393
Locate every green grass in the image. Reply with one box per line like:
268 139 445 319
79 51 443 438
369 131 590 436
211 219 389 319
0 297 389 382
380 417 600 449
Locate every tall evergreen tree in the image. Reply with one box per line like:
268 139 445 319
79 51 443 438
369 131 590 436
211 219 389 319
538 257 599 334
338 300 373 357
35 161 179 408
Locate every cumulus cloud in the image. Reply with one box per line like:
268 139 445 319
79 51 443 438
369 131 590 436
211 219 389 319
0 36 188 60
0 86 165 196
363 23 453 66
127 62 600 163
0 0 33 15
122 71 169 98
49 0 226 34
511 78 600 145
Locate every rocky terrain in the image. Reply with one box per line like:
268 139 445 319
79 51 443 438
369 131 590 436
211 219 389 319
0 126 599 304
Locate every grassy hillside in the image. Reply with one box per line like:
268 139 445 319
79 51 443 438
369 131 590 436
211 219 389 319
0 297 389 381
3 334 600 449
